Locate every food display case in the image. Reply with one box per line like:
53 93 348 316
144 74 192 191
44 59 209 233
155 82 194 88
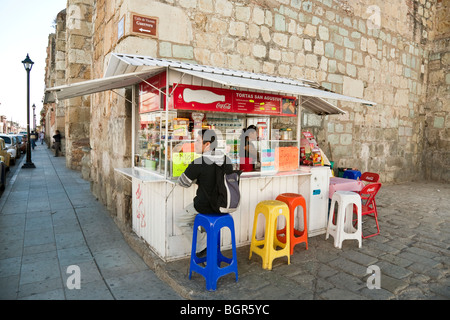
135 113 302 179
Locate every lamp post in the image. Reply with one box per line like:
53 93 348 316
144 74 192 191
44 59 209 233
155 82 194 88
22 54 35 169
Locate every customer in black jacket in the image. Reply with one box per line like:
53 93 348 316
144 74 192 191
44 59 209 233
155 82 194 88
176 129 232 254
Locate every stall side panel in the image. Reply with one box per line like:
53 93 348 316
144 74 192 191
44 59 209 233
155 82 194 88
135 181 167 258
307 167 331 236
132 180 141 236
166 184 197 260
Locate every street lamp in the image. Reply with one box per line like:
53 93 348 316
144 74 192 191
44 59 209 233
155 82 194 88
22 54 35 168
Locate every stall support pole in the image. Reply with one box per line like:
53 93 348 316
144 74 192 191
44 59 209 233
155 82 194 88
164 67 170 179
132 85 136 168
297 96 302 164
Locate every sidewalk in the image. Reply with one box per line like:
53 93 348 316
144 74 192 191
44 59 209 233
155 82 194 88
0 143 182 300
1 143 449 300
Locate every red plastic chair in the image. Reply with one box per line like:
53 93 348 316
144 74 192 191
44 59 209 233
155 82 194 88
360 172 380 183
354 183 382 239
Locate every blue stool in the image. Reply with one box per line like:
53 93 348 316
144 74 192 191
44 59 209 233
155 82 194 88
343 170 361 180
189 213 238 291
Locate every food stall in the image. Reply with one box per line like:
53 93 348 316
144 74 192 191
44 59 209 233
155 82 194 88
46 54 375 262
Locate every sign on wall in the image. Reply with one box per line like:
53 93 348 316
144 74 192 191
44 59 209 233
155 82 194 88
131 13 158 38
118 16 125 40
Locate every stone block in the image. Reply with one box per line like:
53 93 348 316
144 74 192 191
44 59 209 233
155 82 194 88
344 37 355 49
340 134 353 145
318 25 329 41
252 6 265 25
304 24 317 37
368 38 378 55
215 0 233 17
325 42 334 58
208 17 228 35
289 35 303 50
236 6 251 22
328 74 343 84
314 41 324 55
249 24 260 38
198 0 213 13
305 54 318 68
394 89 409 107
343 76 364 98
273 33 288 47
252 44 267 58
159 42 171 57
274 13 286 31
269 48 281 61
229 21 246 37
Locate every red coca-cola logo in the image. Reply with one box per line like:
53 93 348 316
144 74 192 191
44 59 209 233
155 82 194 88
216 102 232 110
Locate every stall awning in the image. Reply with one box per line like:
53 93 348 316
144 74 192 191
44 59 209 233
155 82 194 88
44 68 164 103
45 53 376 115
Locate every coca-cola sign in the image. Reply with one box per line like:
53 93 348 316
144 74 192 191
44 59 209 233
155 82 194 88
216 102 232 110
172 85 233 112
171 84 296 116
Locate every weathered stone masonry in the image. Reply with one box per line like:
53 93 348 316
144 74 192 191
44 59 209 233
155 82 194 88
44 0 449 229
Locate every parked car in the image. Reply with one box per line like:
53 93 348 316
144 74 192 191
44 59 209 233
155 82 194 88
0 139 5 190
0 137 11 169
10 135 21 159
12 134 26 154
0 134 17 165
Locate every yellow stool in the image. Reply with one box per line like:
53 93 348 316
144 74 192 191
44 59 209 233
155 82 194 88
249 200 290 270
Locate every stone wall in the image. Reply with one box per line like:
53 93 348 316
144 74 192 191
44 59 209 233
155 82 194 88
423 38 449 181
64 0 93 170
43 9 67 151
53 0 448 227
422 0 450 181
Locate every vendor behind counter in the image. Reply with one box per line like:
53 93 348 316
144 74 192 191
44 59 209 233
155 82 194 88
239 125 258 172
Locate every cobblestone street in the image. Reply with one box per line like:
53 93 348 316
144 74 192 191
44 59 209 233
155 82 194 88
154 181 450 300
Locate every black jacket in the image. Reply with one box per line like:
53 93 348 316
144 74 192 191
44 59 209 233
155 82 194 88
53 133 61 143
178 151 232 213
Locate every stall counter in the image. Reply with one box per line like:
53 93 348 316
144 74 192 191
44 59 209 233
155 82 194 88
115 166 331 262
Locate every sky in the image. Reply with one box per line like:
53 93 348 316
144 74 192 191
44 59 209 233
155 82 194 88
0 0 67 128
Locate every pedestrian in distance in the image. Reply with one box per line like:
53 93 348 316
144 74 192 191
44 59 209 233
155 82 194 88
39 132 44 145
53 130 62 157
30 131 36 150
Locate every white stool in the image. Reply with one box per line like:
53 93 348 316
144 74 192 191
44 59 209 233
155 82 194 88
326 191 362 249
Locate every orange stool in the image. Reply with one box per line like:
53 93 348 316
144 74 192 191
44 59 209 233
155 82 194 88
276 193 308 254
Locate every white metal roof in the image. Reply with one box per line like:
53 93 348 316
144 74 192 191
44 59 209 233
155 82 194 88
45 69 164 103
45 53 376 115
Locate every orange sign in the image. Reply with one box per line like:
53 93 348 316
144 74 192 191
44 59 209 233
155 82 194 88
276 147 299 172
132 13 158 38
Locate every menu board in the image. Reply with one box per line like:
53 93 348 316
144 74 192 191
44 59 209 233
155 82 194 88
276 147 299 172
234 91 281 115
171 84 296 116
